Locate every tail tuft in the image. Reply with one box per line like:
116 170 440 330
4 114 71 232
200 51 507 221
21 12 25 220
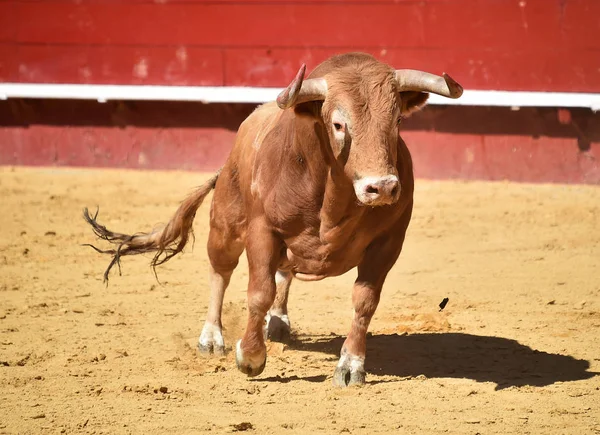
83 171 220 283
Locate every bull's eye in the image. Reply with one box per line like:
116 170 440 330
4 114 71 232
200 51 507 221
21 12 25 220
333 122 344 132
397 117 403 126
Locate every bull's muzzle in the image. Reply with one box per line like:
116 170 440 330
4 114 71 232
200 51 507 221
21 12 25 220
353 175 400 206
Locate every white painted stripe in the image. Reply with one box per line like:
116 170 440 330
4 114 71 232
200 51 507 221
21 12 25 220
0 83 599 110
0 83 281 104
427 91 600 111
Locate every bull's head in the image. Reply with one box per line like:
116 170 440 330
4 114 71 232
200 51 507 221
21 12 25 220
276 53 463 207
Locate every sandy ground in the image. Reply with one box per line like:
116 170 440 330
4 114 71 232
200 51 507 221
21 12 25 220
0 166 599 434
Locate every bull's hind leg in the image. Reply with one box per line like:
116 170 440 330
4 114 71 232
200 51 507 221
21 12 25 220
198 221 244 355
265 270 293 342
198 266 233 355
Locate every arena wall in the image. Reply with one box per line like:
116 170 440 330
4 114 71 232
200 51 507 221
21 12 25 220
1 0 599 183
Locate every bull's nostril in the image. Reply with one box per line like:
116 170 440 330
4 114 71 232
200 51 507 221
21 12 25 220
365 185 379 195
391 186 399 197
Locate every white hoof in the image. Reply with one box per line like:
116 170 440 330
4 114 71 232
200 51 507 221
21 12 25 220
333 352 366 387
198 322 225 355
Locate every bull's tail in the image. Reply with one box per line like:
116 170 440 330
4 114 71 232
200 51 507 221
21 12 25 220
83 170 221 283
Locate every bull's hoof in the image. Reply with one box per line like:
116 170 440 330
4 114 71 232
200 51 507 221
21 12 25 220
266 313 291 343
198 322 225 356
332 352 366 387
332 366 366 387
198 342 225 356
235 340 266 377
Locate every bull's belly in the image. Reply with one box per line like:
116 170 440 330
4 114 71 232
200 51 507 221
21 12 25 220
280 246 363 282
292 272 329 282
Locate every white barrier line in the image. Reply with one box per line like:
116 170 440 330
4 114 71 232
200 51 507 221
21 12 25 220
1 83 599 110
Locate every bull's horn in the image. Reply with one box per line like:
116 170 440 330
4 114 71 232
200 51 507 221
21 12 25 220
277 64 328 109
394 70 463 99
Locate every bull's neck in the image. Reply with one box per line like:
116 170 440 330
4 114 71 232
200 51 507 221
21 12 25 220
318 166 365 246
290 114 365 245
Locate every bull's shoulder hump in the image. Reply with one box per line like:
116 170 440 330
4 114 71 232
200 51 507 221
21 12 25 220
236 102 279 134
248 102 280 123
241 103 286 151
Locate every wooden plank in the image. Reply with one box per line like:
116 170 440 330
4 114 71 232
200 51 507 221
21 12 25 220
225 47 600 92
17 1 593 49
4 44 599 91
12 45 224 85
6 0 600 91
2 123 598 183
405 131 600 184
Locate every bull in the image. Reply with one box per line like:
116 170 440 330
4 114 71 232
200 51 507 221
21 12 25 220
84 52 463 386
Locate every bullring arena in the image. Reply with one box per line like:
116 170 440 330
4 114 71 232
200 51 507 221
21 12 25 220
1 167 599 433
2 0 600 434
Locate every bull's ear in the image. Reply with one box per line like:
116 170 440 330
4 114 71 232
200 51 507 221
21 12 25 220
399 91 429 117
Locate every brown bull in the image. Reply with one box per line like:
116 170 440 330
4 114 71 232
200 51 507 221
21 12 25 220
84 52 462 386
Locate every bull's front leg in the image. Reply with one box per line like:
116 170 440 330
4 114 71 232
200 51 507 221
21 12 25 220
333 216 410 387
333 279 383 386
235 217 281 377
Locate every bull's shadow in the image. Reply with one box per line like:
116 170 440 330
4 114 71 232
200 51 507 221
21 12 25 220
288 332 596 389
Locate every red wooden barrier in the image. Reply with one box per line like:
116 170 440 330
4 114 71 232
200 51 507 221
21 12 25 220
2 0 599 91
2 1 599 183
1 100 599 184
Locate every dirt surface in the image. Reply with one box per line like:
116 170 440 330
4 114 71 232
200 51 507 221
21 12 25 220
1 166 599 434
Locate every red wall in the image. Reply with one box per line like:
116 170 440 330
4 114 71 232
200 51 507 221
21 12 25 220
2 1 600 184
2 0 600 92
2 100 599 184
